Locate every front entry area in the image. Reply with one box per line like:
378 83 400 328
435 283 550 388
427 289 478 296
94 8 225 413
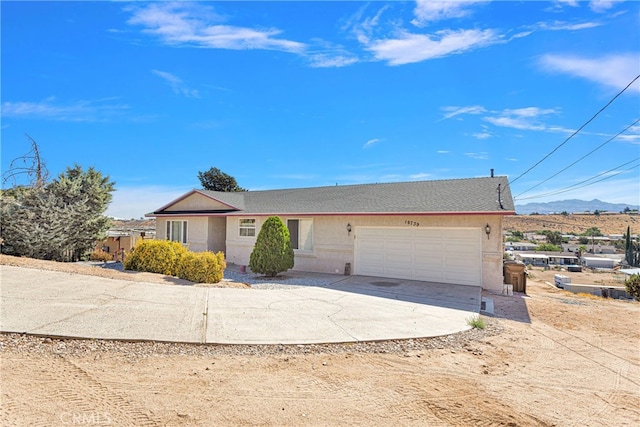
354 227 482 286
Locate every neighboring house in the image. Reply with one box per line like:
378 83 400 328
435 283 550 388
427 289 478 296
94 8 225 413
505 242 537 251
147 176 514 291
516 253 549 266
581 256 619 269
96 229 152 259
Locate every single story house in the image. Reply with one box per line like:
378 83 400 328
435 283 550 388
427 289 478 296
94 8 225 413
516 253 550 266
581 256 619 269
147 176 514 291
505 242 537 251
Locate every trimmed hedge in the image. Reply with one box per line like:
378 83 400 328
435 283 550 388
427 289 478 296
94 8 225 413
124 240 226 284
176 251 226 284
124 240 187 276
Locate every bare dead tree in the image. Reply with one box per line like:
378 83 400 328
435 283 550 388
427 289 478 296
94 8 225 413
2 134 49 189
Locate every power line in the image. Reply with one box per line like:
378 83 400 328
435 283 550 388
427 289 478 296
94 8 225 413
514 117 640 198
510 73 640 185
516 157 640 201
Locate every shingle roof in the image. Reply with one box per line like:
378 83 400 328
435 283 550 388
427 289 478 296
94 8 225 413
189 176 514 215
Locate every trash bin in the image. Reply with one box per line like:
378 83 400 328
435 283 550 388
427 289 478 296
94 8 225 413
503 261 526 293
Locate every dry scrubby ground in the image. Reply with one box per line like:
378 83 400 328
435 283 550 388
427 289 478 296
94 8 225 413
1 257 639 426
504 213 638 235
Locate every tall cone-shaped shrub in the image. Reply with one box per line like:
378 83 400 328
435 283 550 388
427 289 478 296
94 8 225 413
249 216 294 277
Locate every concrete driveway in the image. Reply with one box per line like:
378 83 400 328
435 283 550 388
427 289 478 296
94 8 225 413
0 265 481 344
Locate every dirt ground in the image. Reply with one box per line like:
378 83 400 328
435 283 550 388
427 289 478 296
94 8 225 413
1 260 639 426
504 213 639 235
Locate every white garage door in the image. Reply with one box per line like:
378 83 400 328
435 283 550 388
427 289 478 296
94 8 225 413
354 227 482 286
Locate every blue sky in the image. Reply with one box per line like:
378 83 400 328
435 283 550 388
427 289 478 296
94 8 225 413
2 0 639 218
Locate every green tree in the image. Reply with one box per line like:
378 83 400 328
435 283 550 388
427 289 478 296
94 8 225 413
511 230 524 239
249 216 294 277
1 165 114 261
541 230 563 246
198 167 246 192
624 274 640 301
535 243 562 252
624 226 639 267
582 227 602 237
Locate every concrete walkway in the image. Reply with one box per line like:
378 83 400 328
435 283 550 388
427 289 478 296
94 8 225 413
0 265 481 344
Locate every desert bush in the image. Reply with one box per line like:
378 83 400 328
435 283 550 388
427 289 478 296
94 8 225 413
89 249 112 262
249 216 294 277
124 240 187 276
467 315 486 329
176 251 226 283
624 274 640 301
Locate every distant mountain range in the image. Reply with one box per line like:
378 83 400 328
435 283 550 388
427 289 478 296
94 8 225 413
515 199 639 215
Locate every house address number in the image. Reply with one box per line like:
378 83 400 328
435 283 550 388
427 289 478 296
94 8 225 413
404 220 420 227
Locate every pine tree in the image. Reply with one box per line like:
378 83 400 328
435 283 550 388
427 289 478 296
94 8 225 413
248 216 294 277
1 165 114 261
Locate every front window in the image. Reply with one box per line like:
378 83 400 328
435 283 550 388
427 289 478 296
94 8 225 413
239 219 256 237
287 219 313 251
166 220 187 244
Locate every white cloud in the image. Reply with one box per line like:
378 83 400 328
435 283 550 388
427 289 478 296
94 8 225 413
412 0 488 26
436 150 450 154
1 97 129 122
107 185 192 219
473 132 492 140
484 107 564 132
534 20 602 31
539 53 640 92
465 152 489 160
441 105 486 120
363 138 381 149
409 173 431 180
589 0 622 13
152 70 200 98
126 2 305 53
368 29 499 65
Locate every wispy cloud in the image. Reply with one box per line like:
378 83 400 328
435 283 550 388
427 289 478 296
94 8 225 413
484 107 561 131
411 0 489 26
473 132 492 140
126 2 305 53
1 97 129 122
152 70 199 97
465 152 489 160
589 0 623 13
363 138 381 149
539 53 640 92
409 172 430 180
367 29 499 65
441 105 487 120
533 20 602 31
436 150 450 154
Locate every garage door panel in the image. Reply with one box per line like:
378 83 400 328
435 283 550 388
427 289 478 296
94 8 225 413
355 227 481 286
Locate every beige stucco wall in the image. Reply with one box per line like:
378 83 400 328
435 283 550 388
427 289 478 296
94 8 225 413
225 214 505 291
156 216 210 252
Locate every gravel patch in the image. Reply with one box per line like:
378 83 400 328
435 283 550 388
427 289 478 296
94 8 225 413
223 265 346 290
0 319 502 359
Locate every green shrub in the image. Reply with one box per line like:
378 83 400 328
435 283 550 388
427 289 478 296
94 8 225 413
176 251 226 283
467 315 486 329
249 216 294 277
124 240 187 276
625 274 640 301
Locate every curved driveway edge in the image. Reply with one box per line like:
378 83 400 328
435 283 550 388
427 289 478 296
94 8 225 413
0 266 481 344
